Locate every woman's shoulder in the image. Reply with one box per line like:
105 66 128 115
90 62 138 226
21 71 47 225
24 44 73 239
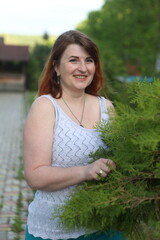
33 94 55 107
87 94 114 109
97 96 115 116
105 98 114 109
27 94 55 119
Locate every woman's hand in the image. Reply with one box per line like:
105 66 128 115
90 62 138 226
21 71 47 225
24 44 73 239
83 158 116 181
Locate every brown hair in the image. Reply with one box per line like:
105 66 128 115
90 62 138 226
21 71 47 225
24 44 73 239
38 30 104 98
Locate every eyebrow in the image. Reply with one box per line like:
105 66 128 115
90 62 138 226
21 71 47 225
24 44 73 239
68 56 92 59
68 56 78 59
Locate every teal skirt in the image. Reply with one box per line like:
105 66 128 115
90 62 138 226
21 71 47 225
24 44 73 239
25 226 127 240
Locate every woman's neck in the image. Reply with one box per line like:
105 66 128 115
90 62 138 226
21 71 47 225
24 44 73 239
62 89 86 103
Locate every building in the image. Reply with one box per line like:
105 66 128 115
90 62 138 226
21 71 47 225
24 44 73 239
0 37 29 91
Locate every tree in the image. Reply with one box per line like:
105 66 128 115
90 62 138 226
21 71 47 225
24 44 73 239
26 38 52 90
77 0 160 102
53 79 160 240
43 31 49 41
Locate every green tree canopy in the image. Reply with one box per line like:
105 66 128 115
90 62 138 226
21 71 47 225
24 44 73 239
77 0 160 102
26 35 53 90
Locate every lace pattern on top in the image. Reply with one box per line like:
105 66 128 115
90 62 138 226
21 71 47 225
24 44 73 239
27 95 109 240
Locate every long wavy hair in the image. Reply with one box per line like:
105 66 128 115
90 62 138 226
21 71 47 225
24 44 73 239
38 30 104 98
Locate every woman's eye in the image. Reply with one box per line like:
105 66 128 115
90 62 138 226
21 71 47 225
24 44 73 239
86 58 94 63
69 59 77 62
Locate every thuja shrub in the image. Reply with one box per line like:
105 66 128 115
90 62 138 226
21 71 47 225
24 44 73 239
53 79 160 240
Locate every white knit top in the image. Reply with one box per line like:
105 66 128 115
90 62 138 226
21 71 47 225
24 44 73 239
27 95 109 240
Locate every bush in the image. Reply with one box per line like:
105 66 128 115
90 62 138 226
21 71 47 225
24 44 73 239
53 79 160 240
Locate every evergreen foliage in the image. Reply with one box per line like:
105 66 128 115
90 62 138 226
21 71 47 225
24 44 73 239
53 79 160 240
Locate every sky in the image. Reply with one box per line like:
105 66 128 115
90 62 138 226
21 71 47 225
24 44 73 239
0 0 104 36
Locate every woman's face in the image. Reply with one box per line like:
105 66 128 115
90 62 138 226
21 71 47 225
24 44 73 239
54 44 96 93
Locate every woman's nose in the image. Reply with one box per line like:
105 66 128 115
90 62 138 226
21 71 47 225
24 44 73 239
78 61 87 72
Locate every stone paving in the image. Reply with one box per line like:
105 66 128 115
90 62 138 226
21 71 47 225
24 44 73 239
0 93 34 240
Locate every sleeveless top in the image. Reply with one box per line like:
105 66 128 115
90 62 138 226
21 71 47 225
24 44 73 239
27 95 109 240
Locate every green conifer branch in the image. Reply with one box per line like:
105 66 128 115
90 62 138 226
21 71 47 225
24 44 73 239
52 79 160 240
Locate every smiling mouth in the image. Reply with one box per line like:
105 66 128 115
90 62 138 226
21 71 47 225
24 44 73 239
74 75 87 79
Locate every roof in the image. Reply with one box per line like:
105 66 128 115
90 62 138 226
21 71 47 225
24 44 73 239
0 39 29 62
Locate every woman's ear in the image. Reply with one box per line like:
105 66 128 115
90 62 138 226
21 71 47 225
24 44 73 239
53 61 59 75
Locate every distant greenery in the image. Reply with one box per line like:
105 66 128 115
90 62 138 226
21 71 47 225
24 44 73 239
77 0 160 103
25 91 37 107
26 38 53 90
0 33 57 48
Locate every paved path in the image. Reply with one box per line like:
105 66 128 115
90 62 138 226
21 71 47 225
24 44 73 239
0 93 34 240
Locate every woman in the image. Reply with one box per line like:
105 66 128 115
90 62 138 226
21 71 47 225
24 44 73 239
24 30 125 240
